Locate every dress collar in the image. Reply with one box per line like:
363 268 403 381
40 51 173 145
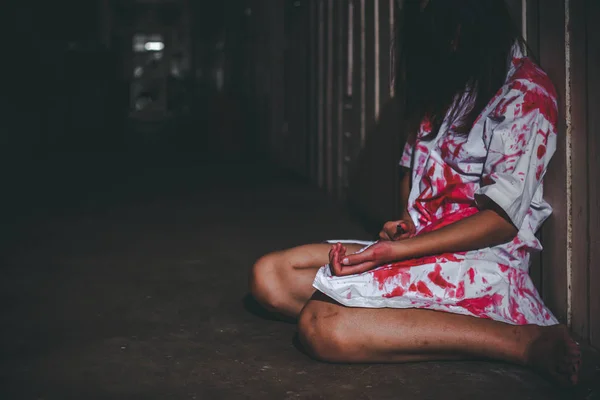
506 42 526 81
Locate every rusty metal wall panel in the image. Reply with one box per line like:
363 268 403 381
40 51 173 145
359 0 367 148
317 0 326 188
364 0 402 223
521 0 543 299
269 2 286 159
308 0 319 182
341 0 363 195
389 0 397 100
322 0 346 197
281 0 310 178
378 0 392 115
334 1 346 198
247 0 269 156
525 0 544 295
381 0 401 218
568 0 590 341
325 0 334 194
524 0 600 347
587 0 600 349
339 1 354 195
525 0 568 323
537 0 568 323
364 0 376 136
346 0 403 229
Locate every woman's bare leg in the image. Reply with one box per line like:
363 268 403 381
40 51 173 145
249 243 365 318
298 292 581 386
250 244 581 386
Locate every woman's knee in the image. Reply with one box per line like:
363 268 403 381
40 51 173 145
297 300 350 362
249 253 285 311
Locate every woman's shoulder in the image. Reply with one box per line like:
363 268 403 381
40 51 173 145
505 58 558 102
490 58 559 125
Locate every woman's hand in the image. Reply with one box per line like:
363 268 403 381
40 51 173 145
329 241 398 276
379 216 416 241
329 208 519 278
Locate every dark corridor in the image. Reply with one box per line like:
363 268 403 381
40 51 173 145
1 1 600 399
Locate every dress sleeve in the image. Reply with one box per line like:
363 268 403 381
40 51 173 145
474 85 558 230
399 135 415 169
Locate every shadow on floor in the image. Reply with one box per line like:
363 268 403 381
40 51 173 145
242 294 291 323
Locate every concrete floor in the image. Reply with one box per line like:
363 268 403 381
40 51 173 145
1 162 599 399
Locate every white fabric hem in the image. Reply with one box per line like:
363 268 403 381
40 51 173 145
313 276 559 327
325 240 374 246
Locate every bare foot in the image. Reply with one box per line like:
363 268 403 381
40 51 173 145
524 324 581 386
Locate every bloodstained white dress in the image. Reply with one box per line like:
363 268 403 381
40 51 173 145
313 48 559 326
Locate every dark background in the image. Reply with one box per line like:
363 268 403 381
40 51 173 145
0 3 599 398
2 1 259 223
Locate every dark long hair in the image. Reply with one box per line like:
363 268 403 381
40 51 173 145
398 0 525 138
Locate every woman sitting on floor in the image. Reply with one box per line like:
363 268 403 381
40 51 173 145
250 0 580 386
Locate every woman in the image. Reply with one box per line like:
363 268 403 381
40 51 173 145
250 0 580 386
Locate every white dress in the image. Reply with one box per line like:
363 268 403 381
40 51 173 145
313 48 559 326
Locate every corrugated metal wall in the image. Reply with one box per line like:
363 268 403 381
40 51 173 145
250 0 402 226
251 0 600 348
520 0 600 349
306 0 400 209
567 0 600 348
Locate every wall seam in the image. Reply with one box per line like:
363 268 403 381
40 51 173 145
360 0 366 147
374 0 380 119
565 0 573 328
389 0 395 98
522 0 527 42
327 0 334 193
317 0 325 188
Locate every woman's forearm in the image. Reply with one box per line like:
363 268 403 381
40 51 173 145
391 209 518 261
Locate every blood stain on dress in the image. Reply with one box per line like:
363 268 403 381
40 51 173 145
383 286 405 298
537 127 550 140
537 145 546 159
508 297 528 325
516 132 527 149
371 267 399 290
496 94 520 116
516 284 538 300
468 268 476 284
372 266 412 291
427 264 456 289
456 293 504 317
417 281 434 297
523 88 558 124
456 281 465 299
536 164 544 180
